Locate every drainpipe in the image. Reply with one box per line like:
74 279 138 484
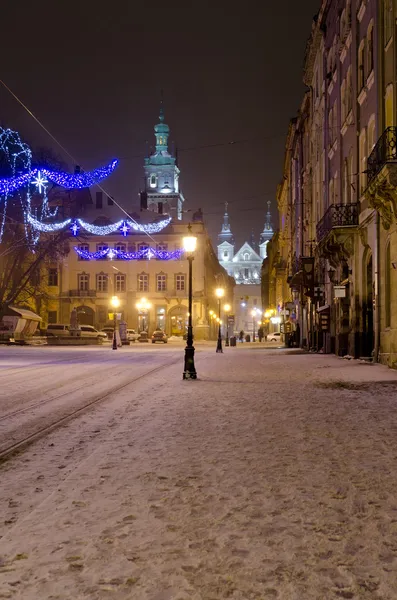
374 210 380 362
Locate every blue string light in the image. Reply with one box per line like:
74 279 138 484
74 246 184 261
0 160 119 196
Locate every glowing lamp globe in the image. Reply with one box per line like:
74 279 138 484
111 296 120 309
224 304 231 312
183 234 197 253
215 288 225 299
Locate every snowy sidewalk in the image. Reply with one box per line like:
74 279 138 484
1 350 397 599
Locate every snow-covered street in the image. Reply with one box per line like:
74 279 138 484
1 345 397 599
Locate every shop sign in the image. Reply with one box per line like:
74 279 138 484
319 312 330 331
334 286 346 298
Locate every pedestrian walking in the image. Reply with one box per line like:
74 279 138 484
239 330 244 342
258 326 264 342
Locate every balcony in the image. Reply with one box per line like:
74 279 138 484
60 289 97 298
316 202 359 244
365 128 397 230
367 127 397 184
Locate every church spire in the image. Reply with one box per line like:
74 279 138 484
154 94 170 153
259 200 273 257
218 201 234 246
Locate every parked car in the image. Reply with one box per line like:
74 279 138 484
46 324 71 337
79 325 108 340
100 327 114 340
266 332 281 342
126 329 139 342
138 331 149 343
151 330 168 344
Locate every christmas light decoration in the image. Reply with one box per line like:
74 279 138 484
31 170 48 194
0 160 119 196
74 246 184 261
27 212 71 232
0 126 119 243
27 214 172 236
120 221 130 236
70 221 80 236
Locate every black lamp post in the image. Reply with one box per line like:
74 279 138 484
215 287 224 353
224 303 231 346
111 295 120 350
251 309 256 343
183 226 197 380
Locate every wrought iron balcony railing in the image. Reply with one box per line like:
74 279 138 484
367 127 397 183
316 202 359 243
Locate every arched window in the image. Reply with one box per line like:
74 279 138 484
243 252 250 261
367 21 374 76
386 242 391 327
358 40 365 91
385 0 393 46
343 159 350 204
150 174 157 188
359 128 367 193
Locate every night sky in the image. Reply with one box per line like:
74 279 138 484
2 1 320 249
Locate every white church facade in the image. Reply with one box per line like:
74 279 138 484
217 202 273 336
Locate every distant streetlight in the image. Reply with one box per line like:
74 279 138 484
136 297 151 333
224 303 231 346
183 225 198 380
215 287 225 353
111 295 120 350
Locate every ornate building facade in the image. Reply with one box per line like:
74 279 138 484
46 108 232 339
269 0 397 366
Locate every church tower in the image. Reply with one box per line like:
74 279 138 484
140 101 185 220
259 200 274 258
217 202 235 263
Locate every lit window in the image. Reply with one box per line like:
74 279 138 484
157 273 167 292
96 273 108 292
176 274 185 291
78 273 89 291
96 244 107 260
78 244 89 260
115 273 126 293
150 174 157 188
138 273 149 292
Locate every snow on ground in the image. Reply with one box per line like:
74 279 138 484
1 348 397 599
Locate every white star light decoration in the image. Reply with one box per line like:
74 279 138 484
31 170 48 194
108 249 116 260
119 221 130 236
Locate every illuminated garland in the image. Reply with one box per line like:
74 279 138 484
0 160 119 195
27 213 71 232
27 214 172 235
74 246 184 260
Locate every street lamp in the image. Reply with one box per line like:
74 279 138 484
183 225 197 380
251 308 256 342
110 295 120 350
224 303 231 346
215 287 225 353
136 297 151 332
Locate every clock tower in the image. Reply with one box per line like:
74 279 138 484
140 102 185 220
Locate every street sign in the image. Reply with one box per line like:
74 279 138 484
319 312 330 331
